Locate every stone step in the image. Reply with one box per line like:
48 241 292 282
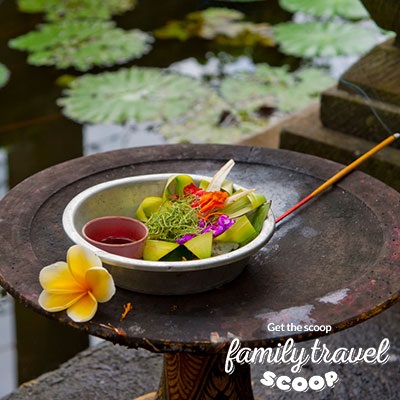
267 103 400 192
320 86 400 146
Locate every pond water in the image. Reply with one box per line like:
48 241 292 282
0 0 387 397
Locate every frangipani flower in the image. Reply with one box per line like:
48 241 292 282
38 245 116 323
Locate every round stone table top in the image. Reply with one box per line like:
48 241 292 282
0 144 399 353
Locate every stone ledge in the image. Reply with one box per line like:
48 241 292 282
320 87 400 144
278 103 400 191
2 344 163 400
239 102 400 191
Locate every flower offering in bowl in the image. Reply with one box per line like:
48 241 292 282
62 160 275 295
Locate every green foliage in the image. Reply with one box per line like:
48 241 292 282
273 21 377 58
0 63 10 88
57 63 269 143
160 64 335 143
9 0 378 143
272 68 336 111
9 21 153 71
58 67 216 124
159 91 266 144
58 61 336 143
154 7 274 47
17 0 136 21
220 64 289 112
220 64 335 112
279 0 369 19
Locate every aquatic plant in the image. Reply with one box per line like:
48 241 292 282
159 94 267 144
58 61 335 142
154 7 274 47
12 0 382 143
221 64 335 112
0 63 10 88
279 0 369 19
17 0 136 21
58 67 216 124
273 21 377 58
9 20 152 71
161 63 330 143
273 0 384 59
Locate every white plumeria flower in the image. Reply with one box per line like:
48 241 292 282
38 245 116 322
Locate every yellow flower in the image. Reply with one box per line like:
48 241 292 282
38 245 116 322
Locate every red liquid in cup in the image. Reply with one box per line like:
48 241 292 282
82 216 149 259
100 236 134 245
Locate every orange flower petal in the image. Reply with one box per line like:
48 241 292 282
85 267 116 303
67 292 98 323
199 191 228 213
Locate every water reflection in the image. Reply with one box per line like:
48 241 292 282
0 294 16 398
84 123 166 155
0 148 8 198
0 150 13 398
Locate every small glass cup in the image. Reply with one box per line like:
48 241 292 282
82 216 148 259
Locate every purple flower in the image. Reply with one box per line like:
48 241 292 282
200 215 235 238
177 234 196 245
218 214 235 229
201 225 213 234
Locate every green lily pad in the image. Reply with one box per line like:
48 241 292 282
279 0 369 19
154 7 274 47
220 64 335 113
273 21 377 58
191 8 245 39
58 67 216 124
220 64 291 111
159 90 267 144
0 63 10 88
273 68 336 112
9 21 152 71
17 0 136 21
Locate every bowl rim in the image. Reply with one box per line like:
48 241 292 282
62 173 275 272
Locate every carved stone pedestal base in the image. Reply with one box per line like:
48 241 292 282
135 352 255 400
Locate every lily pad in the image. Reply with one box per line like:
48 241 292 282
58 67 216 124
154 7 274 47
273 21 377 58
279 0 369 19
220 64 291 111
273 68 336 112
17 0 136 21
159 92 266 144
0 63 10 88
220 64 335 113
9 21 153 71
